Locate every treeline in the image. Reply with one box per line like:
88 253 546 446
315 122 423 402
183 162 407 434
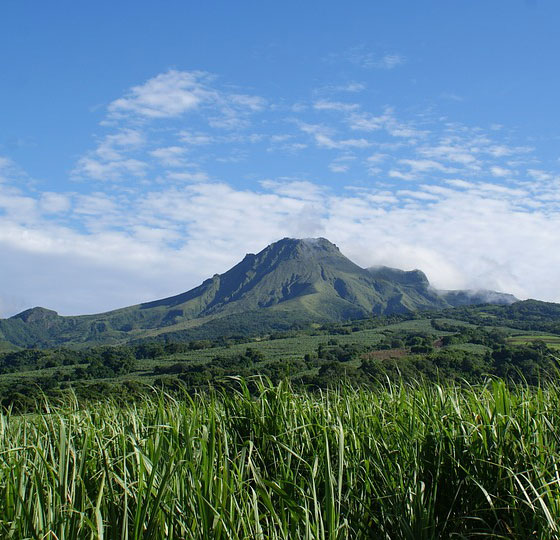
0 340 219 410
2 317 560 412
435 300 560 334
0 339 220 375
151 327 560 394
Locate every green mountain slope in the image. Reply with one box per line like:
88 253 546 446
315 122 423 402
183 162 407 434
0 237 517 348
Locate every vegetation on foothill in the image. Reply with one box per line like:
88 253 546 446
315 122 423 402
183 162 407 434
1 303 559 411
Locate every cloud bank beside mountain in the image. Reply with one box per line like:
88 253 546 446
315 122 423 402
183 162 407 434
1 68 559 316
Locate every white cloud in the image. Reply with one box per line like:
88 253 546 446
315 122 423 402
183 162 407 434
106 69 265 135
150 146 188 167
486 145 533 158
527 169 554 182
299 122 370 149
348 111 386 132
95 129 145 160
108 70 210 119
349 107 426 139
0 186 38 223
419 143 479 167
40 192 71 214
399 159 455 174
336 82 366 93
440 92 463 102
314 100 360 112
179 130 215 145
1 174 560 315
0 157 15 182
329 163 350 173
365 192 398 204
74 192 118 217
73 155 148 181
2 68 560 317
228 93 266 111
0 156 28 185
377 53 405 69
366 153 388 164
490 166 513 178
259 179 325 201
446 179 474 189
328 154 356 173
388 170 416 181
267 136 308 153
0 157 12 169
166 171 209 183
346 47 406 70
397 189 439 201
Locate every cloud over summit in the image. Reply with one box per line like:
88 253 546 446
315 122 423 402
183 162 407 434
1 66 559 316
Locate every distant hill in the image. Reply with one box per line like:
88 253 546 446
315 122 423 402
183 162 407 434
0 237 518 348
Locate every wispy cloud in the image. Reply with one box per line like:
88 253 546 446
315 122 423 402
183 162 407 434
376 53 405 69
150 146 189 168
388 169 416 181
2 66 559 315
440 92 464 102
490 165 513 178
299 122 370 149
108 70 211 119
345 47 406 70
40 192 71 214
72 129 148 182
166 171 209 183
107 69 265 132
329 163 349 173
179 130 215 145
348 107 427 139
335 82 366 93
313 100 360 112
1 162 560 314
73 155 148 182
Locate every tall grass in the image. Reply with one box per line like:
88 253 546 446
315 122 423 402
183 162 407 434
1 378 560 538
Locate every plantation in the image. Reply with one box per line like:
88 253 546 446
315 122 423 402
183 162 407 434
1 379 560 538
507 334 560 350
2 308 560 411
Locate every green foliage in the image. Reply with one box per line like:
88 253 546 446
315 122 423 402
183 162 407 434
2 380 560 538
0 347 86 374
2 310 560 411
508 334 560 350
438 299 560 334
77 347 136 379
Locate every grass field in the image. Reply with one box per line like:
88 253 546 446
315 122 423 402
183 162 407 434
507 334 560 350
1 379 560 538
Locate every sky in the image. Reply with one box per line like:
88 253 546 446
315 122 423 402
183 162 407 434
1 0 560 316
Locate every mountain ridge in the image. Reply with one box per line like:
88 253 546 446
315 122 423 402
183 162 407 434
0 237 517 348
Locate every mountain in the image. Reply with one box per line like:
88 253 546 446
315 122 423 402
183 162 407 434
0 237 517 348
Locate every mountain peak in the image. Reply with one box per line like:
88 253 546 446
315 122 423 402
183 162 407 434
266 237 342 259
368 266 430 288
0 237 522 348
10 307 59 323
272 236 338 248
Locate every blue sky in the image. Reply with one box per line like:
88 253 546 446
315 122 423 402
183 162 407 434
1 0 559 316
